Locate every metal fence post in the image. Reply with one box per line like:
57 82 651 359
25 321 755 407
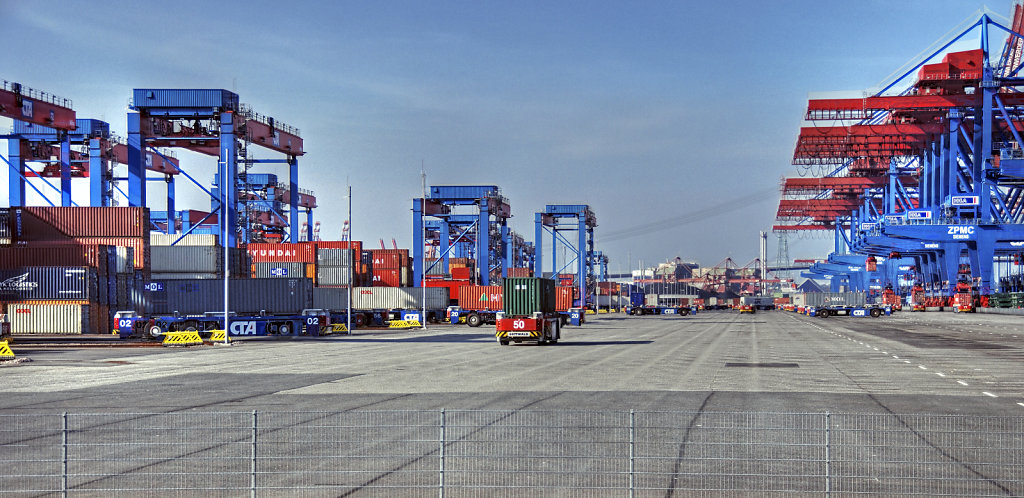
251 410 258 498
825 412 831 498
439 409 446 498
629 410 635 498
61 412 68 498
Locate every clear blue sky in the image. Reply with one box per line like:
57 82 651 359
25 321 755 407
0 0 1011 271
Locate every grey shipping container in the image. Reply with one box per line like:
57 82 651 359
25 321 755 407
316 248 353 267
149 278 313 315
8 303 92 334
252 262 307 279
350 287 449 310
799 292 867 307
312 287 350 311
316 266 351 286
0 267 97 301
152 246 221 273
151 246 249 274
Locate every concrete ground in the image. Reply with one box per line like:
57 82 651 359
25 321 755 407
3 310 1023 496
3 310 1022 415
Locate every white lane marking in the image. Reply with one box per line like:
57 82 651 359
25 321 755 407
873 347 879 351
903 360 911 364
918 365 927 370
1018 403 1024 408
957 381 969 386
935 372 945 377
892 355 899 359
983 392 998 398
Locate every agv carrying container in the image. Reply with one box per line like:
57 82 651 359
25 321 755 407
502 277 556 316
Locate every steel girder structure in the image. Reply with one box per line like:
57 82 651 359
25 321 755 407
535 204 597 307
2 80 77 207
6 118 180 210
210 172 317 243
127 89 305 245
779 9 1024 297
412 185 511 286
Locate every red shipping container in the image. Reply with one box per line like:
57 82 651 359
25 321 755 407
247 242 316 263
13 207 149 239
372 269 402 287
451 267 472 281
556 286 574 312
457 285 503 311
317 240 363 254
370 249 408 269
425 279 462 301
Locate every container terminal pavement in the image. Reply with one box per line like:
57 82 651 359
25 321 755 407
3 310 1024 495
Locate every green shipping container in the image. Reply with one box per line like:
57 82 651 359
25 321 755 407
503 277 556 316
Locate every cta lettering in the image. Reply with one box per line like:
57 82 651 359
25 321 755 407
229 321 257 335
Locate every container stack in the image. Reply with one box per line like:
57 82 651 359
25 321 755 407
0 207 150 334
247 242 316 280
316 247 353 287
370 249 410 287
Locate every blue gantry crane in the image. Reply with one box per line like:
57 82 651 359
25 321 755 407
535 204 597 307
7 118 180 209
779 8 1024 310
412 185 512 285
126 89 308 245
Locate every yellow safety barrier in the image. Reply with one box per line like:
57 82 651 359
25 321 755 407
331 324 349 333
209 330 230 342
0 340 15 360
597 309 608 314
586 309 596 315
388 320 422 329
162 331 204 346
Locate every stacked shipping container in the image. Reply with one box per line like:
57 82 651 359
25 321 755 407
1 207 149 334
370 249 409 287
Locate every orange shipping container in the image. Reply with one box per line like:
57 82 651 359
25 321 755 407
457 285 503 311
556 286 574 312
507 268 532 278
12 207 149 239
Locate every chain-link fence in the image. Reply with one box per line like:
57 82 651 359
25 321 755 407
2 410 1021 496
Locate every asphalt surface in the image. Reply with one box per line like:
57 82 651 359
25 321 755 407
3 310 1023 496
3 310 1022 414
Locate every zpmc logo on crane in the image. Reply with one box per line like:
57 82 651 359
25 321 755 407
947 226 975 240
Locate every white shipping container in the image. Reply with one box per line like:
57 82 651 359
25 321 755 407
150 273 221 280
9 303 91 334
350 287 449 310
316 248 353 267
115 246 134 274
150 233 218 246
